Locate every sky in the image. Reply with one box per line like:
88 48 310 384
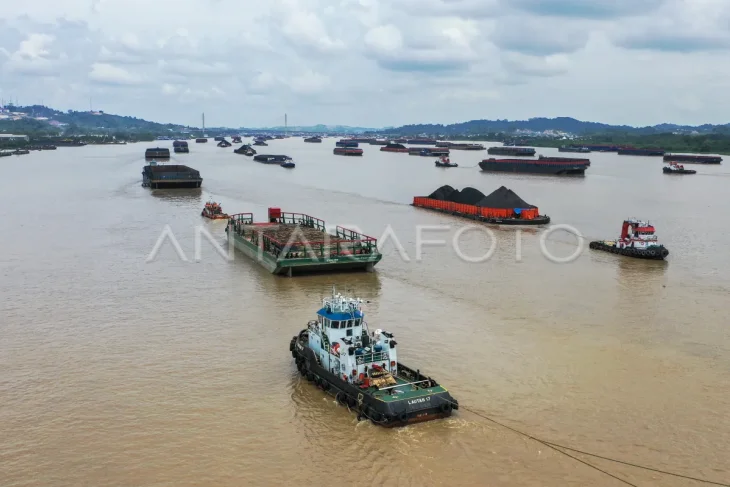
1 0 729 129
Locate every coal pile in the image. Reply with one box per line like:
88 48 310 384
426 185 535 209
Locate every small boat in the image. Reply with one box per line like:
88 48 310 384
232 136 242 143
281 161 296 168
434 156 457 167
201 200 228 219
253 140 268 146
196 138 208 143
589 219 669 260
290 287 458 427
663 162 696 174
304 137 322 143
217 140 232 147
12 149 30 155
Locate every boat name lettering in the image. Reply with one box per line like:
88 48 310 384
408 397 430 405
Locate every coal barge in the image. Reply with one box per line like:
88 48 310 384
617 148 665 156
336 140 359 148
380 143 408 153
413 185 550 225
173 141 189 153
304 136 322 143
142 161 202 189
225 208 382 276
334 147 363 156
487 146 536 156
589 219 668 260
479 156 590 175
408 147 450 156
559 146 590 153
438 143 485 150
290 288 458 427
253 154 292 164
663 154 722 164
145 147 170 159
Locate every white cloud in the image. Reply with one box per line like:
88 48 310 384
88 63 144 85
1 0 730 127
288 70 330 94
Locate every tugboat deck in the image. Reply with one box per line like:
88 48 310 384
369 376 448 403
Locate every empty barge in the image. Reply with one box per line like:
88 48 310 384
142 162 202 189
487 147 536 156
225 209 382 276
663 154 722 164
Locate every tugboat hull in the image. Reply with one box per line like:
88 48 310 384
589 241 668 260
290 335 457 427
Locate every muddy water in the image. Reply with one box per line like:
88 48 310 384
0 139 728 486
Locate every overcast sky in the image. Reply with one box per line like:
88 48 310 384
1 0 729 128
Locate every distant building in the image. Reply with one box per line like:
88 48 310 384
0 134 30 141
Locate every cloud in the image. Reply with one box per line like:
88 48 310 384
363 23 479 72
3 33 61 76
2 0 730 128
288 70 330 94
88 63 144 85
507 0 667 18
491 17 590 55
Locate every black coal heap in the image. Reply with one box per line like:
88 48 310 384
426 185 535 209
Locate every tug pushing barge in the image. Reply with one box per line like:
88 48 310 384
413 185 550 225
225 208 382 276
290 288 458 426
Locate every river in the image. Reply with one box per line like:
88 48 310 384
1 139 728 486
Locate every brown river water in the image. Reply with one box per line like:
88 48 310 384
1 139 729 486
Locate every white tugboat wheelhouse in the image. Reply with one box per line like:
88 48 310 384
307 288 397 384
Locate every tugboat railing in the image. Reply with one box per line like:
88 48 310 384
377 380 432 391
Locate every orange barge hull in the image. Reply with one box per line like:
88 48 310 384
412 197 550 225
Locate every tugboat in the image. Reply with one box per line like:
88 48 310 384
281 160 296 168
434 155 457 167
253 139 268 146
232 136 242 143
201 200 228 219
589 219 669 260
217 139 232 148
663 162 696 174
289 287 458 426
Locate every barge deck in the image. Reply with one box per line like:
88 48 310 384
226 209 382 276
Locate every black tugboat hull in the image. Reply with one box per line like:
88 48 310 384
663 168 696 174
290 334 458 427
589 241 669 260
435 162 458 167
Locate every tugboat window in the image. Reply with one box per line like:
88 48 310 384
347 329 353 337
332 321 340 329
347 320 353 328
